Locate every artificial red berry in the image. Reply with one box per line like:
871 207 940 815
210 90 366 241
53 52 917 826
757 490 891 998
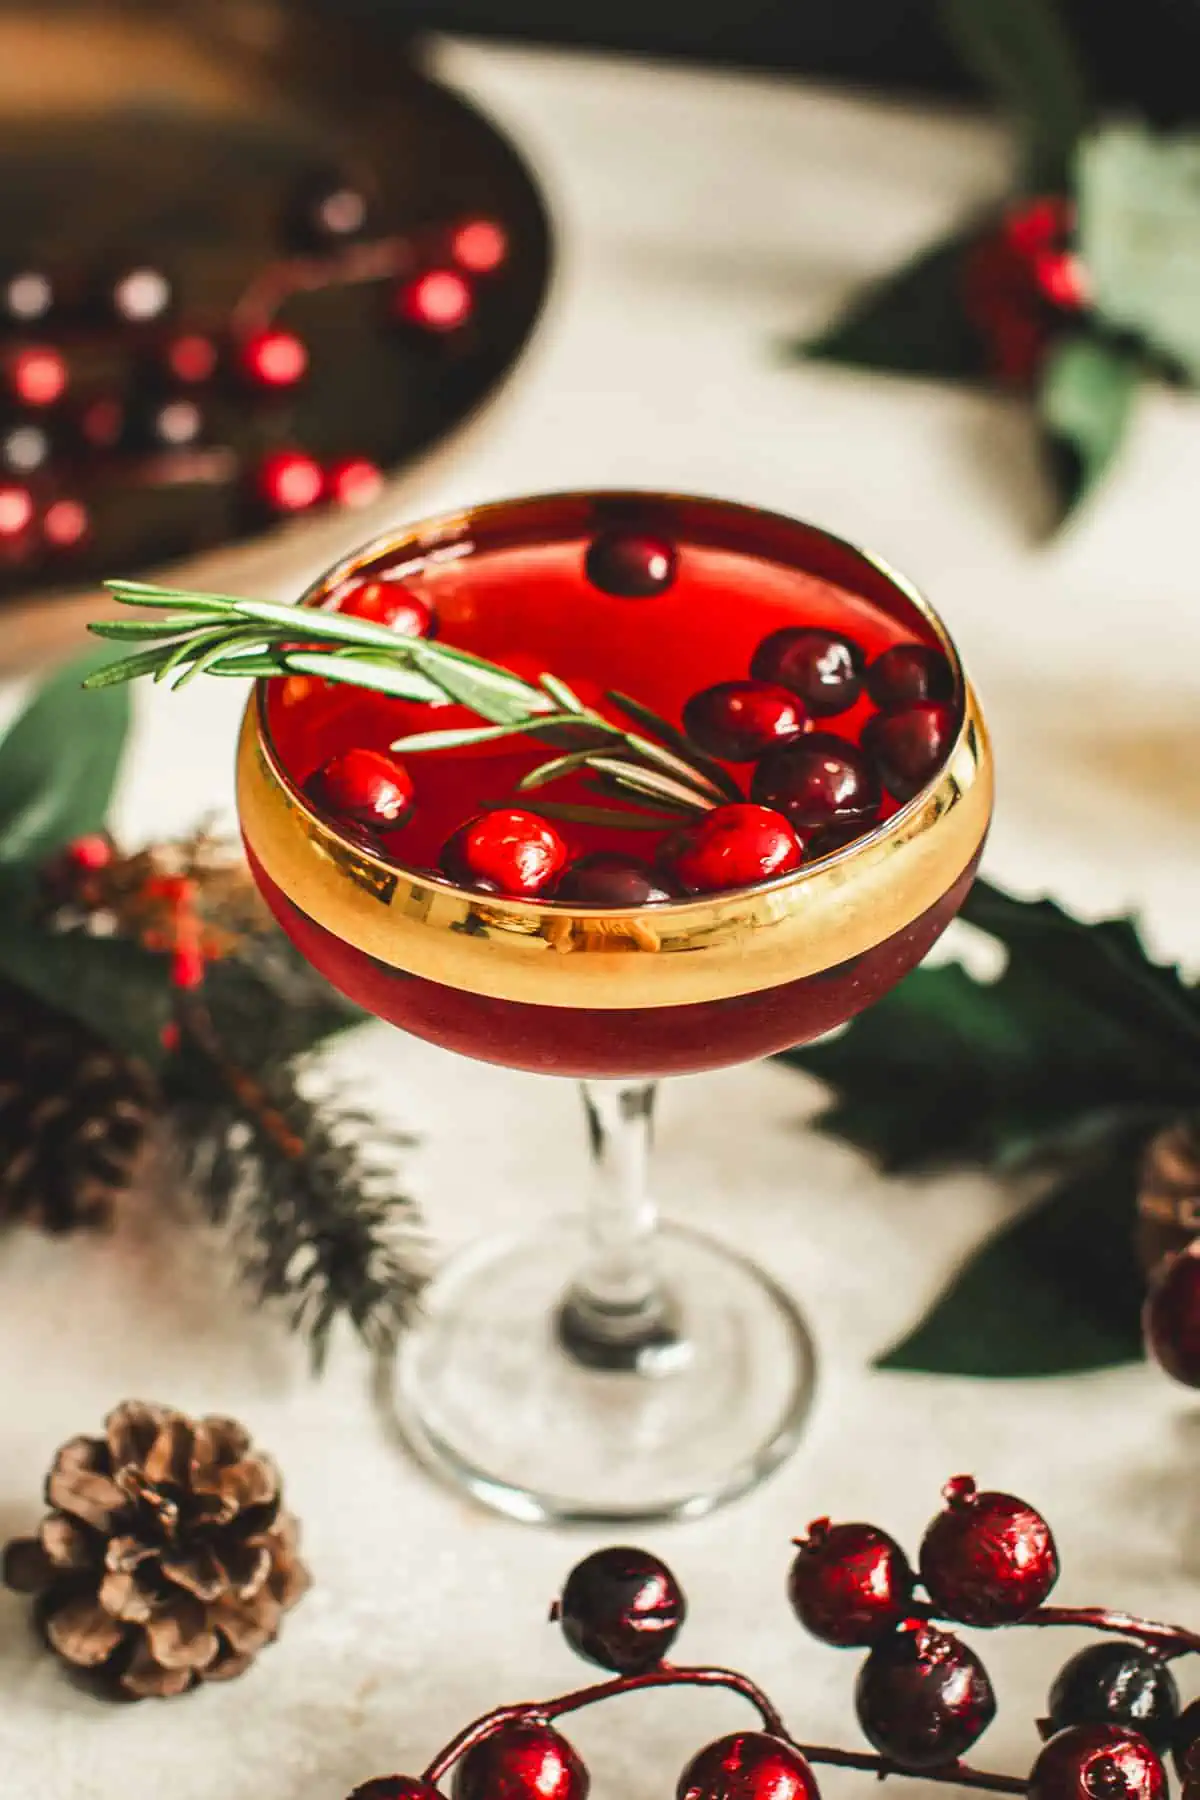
1028 1726 1165 1800
256 448 324 513
349 1782 444 1800
677 1734 819 1800
920 1475 1058 1627
866 644 955 711
864 702 956 802
1172 1698 1200 1779
240 328 309 389
291 170 372 249
1144 1244 1200 1386
64 833 115 873
556 853 674 907
453 1722 588 1800
554 1546 685 1673
668 803 803 895
749 627 864 716
305 748 415 829
397 269 474 333
1045 1643 1180 1751
751 734 880 830
855 1622 996 1769
441 808 567 897
584 529 677 598
334 577 435 638
682 681 807 762
788 1518 914 1648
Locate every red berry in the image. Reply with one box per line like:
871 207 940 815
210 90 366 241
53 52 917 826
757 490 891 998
453 1722 588 1800
677 1735 819 1800
1029 1727 1165 1800
305 748 415 828
788 1518 913 1648
1173 1698 1200 1779
555 1546 685 1673
397 269 474 332
328 457 385 510
1144 1244 1200 1386
349 1782 444 1800
920 1475 1058 1626
334 577 435 638
866 644 954 711
556 853 674 907
584 530 677 598
257 449 324 513
668 803 803 895
804 820 872 860
241 328 308 389
749 627 863 716
9 345 67 408
855 1622 996 1769
864 702 956 802
682 681 807 762
751 734 879 830
441 808 567 897
65 833 115 873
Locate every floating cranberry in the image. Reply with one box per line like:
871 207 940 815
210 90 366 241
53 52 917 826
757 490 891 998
866 643 955 711
788 1518 913 1648
855 1622 996 1769
677 1734 820 1800
334 577 435 638
556 853 674 907
1144 1244 1200 1387
864 702 955 802
1028 1726 1165 1800
920 1475 1058 1627
751 734 879 830
682 681 807 762
1046 1643 1179 1750
749 627 863 717
804 820 873 860
442 808 567 897
584 529 677 598
668 803 803 895
453 1722 588 1800
555 1546 685 1673
305 748 414 829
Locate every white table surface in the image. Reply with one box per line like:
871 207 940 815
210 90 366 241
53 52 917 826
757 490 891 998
2 36 1200 1800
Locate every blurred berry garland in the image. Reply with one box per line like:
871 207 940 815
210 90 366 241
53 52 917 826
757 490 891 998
793 0 1200 527
0 652 426 1364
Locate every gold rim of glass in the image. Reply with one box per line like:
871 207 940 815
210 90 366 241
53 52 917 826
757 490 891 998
238 490 993 1009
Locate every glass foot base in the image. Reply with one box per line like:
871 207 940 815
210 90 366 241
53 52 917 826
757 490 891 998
386 1218 817 1526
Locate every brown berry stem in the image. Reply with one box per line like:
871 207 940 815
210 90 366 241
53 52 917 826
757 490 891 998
792 1748 1025 1794
1013 1605 1200 1660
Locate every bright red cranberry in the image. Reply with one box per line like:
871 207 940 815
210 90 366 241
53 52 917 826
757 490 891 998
668 803 803 895
556 853 674 907
453 1722 588 1800
682 681 807 762
1028 1726 1165 1800
788 1518 913 1648
349 1780 443 1800
554 1546 685 1673
866 644 954 710
864 703 955 801
920 1475 1058 1627
441 808 567 897
334 577 435 638
677 1734 819 1800
1046 1643 1179 1750
855 1622 996 1769
305 748 414 829
584 529 677 598
751 734 879 829
1144 1244 1200 1387
749 627 863 716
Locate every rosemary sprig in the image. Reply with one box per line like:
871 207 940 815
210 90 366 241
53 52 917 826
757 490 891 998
88 580 732 821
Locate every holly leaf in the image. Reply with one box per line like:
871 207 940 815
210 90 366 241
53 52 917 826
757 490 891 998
1038 333 1142 520
0 650 131 864
937 0 1090 192
798 231 988 383
201 947 363 1069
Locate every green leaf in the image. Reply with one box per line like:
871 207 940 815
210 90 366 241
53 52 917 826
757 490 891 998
0 651 131 862
528 800 682 832
1038 333 1142 520
539 673 588 715
877 1138 1147 1375
389 715 585 754
937 0 1090 192
798 231 988 382
607 691 742 801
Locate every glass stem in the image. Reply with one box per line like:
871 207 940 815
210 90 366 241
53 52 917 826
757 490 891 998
557 1080 686 1374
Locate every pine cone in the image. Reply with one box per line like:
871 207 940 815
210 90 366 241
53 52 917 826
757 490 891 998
2 1401 310 1699
1136 1120 1200 1277
0 978 153 1232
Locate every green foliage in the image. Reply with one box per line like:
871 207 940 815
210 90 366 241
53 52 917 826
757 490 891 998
800 232 986 383
1038 333 1142 520
937 0 1091 191
0 651 130 863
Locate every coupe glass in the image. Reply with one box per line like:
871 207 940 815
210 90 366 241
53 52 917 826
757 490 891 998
236 491 992 1525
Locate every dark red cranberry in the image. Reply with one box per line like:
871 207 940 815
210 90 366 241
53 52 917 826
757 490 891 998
1172 1698 1200 1779
453 1722 588 1800
682 681 807 762
556 853 674 907
668 803 803 895
441 808 567 897
554 1546 685 1673
1028 1726 1165 1800
751 734 879 830
305 748 414 829
920 1475 1058 1626
1046 1643 1179 1751
864 702 955 801
749 627 863 716
584 529 677 598
677 1735 819 1800
1144 1244 1200 1387
855 1622 996 1769
788 1518 913 1648
349 1782 445 1800
804 820 872 860
867 643 955 710
334 577 435 638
